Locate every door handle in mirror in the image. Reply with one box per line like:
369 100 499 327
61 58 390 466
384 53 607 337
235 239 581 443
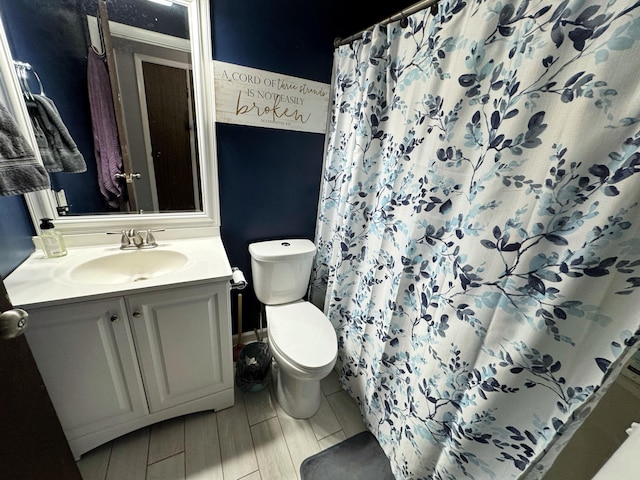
114 173 142 183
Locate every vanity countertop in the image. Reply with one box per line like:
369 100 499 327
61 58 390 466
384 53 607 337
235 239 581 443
4 236 233 309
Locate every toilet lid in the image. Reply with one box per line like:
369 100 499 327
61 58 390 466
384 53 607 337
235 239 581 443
267 301 337 370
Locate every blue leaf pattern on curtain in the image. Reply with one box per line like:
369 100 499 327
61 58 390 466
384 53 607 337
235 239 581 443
311 0 640 478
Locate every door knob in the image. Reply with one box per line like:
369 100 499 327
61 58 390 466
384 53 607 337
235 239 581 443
110 314 120 322
0 308 29 339
132 311 142 318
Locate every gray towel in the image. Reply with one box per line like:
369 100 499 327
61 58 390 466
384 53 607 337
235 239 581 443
29 112 59 172
30 94 87 173
0 100 50 196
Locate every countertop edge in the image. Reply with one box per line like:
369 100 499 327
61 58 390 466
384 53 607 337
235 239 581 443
14 276 233 310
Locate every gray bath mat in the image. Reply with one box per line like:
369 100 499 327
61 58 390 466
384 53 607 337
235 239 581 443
300 431 395 480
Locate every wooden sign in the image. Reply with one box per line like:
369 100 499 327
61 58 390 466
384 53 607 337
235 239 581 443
213 61 330 134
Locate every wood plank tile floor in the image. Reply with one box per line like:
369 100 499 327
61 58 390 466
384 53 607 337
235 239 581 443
77 370 367 480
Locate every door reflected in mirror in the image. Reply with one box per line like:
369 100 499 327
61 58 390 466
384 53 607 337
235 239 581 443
0 0 202 216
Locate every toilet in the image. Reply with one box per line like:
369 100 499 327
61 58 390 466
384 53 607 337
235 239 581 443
249 239 337 419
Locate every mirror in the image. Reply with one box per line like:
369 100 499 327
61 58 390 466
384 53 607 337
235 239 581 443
0 0 218 234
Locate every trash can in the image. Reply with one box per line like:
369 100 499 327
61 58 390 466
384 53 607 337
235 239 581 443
235 341 271 392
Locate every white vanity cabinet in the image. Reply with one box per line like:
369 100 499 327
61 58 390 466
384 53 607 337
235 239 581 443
25 281 233 459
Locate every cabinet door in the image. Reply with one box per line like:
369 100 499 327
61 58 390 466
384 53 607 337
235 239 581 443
25 299 148 440
127 283 231 412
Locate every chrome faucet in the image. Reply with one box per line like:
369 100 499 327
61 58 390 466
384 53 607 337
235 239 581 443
125 228 144 248
107 228 164 249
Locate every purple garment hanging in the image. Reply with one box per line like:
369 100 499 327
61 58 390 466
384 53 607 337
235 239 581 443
87 47 122 207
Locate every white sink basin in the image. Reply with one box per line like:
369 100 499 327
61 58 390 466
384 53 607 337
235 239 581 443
69 249 188 285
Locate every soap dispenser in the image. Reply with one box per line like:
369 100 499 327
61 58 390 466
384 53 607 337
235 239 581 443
39 218 67 258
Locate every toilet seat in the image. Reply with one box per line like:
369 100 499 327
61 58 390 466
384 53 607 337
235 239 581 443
266 301 337 371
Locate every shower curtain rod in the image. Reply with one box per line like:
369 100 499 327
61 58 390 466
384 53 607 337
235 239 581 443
334 0 439 47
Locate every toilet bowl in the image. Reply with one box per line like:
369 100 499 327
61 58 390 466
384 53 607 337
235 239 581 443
267 301 337 418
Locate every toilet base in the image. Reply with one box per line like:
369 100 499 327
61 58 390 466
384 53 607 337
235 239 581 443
274 364 322 419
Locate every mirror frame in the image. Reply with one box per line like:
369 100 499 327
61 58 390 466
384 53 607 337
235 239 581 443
0 0 220 237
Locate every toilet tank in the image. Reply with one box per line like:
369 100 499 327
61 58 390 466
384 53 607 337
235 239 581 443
249 239 316 305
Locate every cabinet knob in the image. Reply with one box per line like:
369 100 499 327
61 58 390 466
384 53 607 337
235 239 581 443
110 314 120 322
132 311 142 318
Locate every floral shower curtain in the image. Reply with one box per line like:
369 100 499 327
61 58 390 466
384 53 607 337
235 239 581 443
311 0 640 478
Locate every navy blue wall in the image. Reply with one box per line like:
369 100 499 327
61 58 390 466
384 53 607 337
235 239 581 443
213 0 416 332
0 0 415 328
0 196 34 278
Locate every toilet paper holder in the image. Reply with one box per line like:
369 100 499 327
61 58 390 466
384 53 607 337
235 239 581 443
230 267 247 290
